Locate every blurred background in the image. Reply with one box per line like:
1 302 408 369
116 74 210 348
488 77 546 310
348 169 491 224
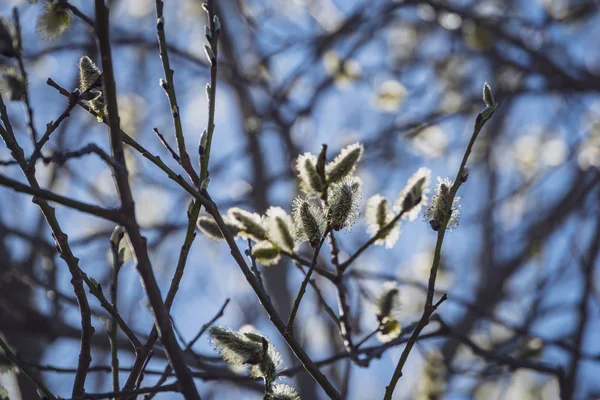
1 0 600 399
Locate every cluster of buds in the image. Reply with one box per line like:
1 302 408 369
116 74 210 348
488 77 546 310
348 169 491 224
198 85 496 354
294 142 365 242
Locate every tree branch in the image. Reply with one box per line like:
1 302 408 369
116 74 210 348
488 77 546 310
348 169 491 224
93 2 200 398
384 104 496 399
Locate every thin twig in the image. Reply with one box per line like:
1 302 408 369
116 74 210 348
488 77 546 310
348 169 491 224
27 89 80 169
283 250 338 282
287 232 330 336
12 8 38 147
291 261 340 327
354 327 381 350
330 230 356 359
338 210 405 272
155 0 198 185
153 127 180 163
383 105 496 400
247 239 268 296
0 172 122 222
81 268 142 350
199 0 219 184
109 229 124 393
1 143 122 170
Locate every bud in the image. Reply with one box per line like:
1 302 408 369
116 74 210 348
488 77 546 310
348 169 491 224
326 177 362 231
204 44 215 62
88 277 100 293
365 195 400 248
228 207 268 242
325 142 363 184
251 241 281 266
460 167 469 183
429 219 441 231
483 82 495 107
204 25 212 40
78 55 105 116
213 15 221 34
197 215 240 240
0 16 17 58
109 225 125 248
292 198 326 246
394 167 431 221
199 129 208 157
0 68 26 101
519 336 544 359
201 177 211 190
68 88 81 104
375 79 407 113
374 281 402 343
268 383 301 400
159 78 168 91
265 207 295 253
375 281 401 322
423 177 461 231
480 82 497 122
296 152 324 194
36 1 72 41
377 319 402 343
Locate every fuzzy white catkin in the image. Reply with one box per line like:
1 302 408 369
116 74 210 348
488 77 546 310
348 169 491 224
227 207 268 242
325 142 364 184
394 167 431 221
292 198 326 245
326 177 362 231
265 207 296 253
365 195 401 248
